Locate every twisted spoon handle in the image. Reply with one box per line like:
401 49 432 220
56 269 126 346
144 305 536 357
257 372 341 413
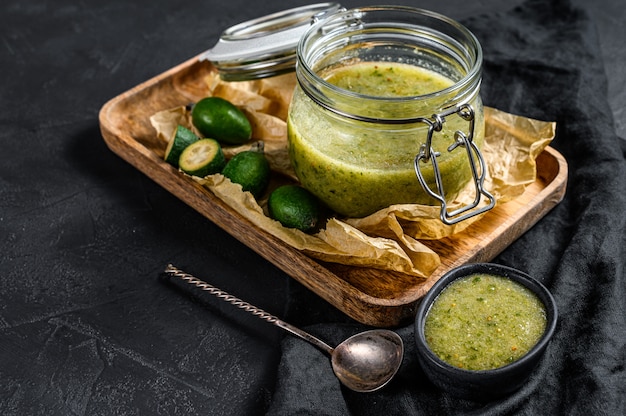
164 264 334 355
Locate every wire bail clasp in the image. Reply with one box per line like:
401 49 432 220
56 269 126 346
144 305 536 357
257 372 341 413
414 103 495 225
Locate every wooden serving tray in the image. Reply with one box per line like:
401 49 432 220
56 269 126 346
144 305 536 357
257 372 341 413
99 55 568 327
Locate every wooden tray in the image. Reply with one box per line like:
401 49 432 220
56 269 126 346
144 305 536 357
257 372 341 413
99 55 568 327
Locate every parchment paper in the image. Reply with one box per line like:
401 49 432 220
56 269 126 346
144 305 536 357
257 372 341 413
150 73 555 278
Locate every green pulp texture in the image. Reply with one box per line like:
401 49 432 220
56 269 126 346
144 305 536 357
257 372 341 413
424 273 547 371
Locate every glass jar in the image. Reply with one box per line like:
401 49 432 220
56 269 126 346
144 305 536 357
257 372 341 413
202 4 494 223
289 6 493 221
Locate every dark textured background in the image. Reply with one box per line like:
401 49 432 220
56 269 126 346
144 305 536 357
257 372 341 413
1 0 624 415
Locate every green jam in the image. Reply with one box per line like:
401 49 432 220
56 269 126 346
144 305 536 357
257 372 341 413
424 273 547 371
288 61 485 218
324 62 452 97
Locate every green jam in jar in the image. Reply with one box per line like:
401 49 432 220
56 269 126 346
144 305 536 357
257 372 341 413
424 273 547 371
287 61 485 218
324 62 453 97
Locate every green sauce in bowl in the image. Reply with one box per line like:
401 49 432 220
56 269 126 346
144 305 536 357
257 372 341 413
424 273 547 371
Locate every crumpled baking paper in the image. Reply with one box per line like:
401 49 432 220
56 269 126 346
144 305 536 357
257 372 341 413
150 72 555 278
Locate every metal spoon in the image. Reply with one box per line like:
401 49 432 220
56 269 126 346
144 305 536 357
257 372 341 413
164 264 404 392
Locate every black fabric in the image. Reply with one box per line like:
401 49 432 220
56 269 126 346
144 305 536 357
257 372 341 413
268 0 626 414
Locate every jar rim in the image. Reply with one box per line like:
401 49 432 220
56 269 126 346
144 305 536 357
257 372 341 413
296 5 483 106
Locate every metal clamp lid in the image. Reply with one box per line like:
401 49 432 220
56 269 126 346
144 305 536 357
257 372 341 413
414 104 496 225
200 3 342 81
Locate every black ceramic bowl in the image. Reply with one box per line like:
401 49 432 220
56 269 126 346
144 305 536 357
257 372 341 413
414 263 558 401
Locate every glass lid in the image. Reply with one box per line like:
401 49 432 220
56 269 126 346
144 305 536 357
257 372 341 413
200 3 342 81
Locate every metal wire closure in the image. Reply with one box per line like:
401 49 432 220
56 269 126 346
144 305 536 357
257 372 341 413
163 264 334 355
414 103 495 225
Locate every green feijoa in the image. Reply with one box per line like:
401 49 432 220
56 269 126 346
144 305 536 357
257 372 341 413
268 185 321 232
179 138 226 177
221 146 270 198
164 125 199 167
191 97 252 145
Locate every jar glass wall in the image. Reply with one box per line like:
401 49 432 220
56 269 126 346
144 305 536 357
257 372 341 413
288 6 485 218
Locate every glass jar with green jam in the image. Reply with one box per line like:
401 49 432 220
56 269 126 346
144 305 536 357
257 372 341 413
203 4 494 222
289 6 492 220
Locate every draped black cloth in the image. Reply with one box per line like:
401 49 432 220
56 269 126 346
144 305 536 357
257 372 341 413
268 0 626 414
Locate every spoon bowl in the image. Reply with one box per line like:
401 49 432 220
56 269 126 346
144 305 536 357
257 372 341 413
332 329 404 392
164 264 404 392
